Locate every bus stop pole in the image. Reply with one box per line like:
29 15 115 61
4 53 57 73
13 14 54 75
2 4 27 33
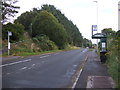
8 31 10 56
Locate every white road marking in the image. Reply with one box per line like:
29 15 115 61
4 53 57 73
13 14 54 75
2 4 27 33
40 55 50 58
72 54 88 89
20 67 27 70
27 64 37 70
6 73 11 75
54 53 60 55
0 59 32 67
28 67 32 70
72 69 83 89
73 65 77 67
32 64 35 67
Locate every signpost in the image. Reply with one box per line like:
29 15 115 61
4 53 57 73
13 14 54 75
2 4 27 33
8 31 12 55
92 25 97 36
92 25 99 52
92 33 106 39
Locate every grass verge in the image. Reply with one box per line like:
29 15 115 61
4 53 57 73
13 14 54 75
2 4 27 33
2 46 80 57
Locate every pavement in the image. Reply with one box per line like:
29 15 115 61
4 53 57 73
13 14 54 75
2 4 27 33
75 49 115 89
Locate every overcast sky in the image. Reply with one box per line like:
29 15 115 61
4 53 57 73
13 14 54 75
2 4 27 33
14 0 119 43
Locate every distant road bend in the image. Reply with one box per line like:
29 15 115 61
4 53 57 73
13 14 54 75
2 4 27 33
2 48 89 88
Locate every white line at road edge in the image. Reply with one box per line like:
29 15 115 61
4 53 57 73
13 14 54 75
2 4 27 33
72 54 88 89
72 69 83 89
0 59 32 67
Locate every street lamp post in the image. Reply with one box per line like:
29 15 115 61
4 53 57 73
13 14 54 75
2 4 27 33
93 1 98 31
93 1 98 52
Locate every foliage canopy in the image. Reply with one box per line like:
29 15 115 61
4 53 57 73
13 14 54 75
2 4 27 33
32 11 67 49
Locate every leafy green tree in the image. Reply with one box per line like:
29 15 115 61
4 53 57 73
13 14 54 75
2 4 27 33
15 10 38 31
41 4 83 46
102 28 116 36
15 4 91 48
32 10 67 49
83 38 92 48
2 23 24 41
1 0 20 23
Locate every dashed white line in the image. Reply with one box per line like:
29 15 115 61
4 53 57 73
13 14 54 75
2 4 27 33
6 73 11 75
32 64 35 67
40 55 50 58
54 53 60 55
20 67 27 70
28 67 32 70
0 59 32 67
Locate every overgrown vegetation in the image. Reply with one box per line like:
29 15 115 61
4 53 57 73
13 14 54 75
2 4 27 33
1 1 92 56
102 28 120 88
33 35 58 51
2 23 25 42
15 4 92 48
32 10 67 49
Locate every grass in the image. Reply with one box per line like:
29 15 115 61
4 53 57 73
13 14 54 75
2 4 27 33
105 35 119 88
18 49 62 56
106 51 119 88
17 47 80 56
89 48 93 51
2 46 80 57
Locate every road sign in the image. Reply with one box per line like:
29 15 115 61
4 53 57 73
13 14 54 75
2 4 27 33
92 33 106 39
8 31 12 36
92 25 97 31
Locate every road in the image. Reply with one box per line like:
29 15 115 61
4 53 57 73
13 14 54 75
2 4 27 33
2 48 89 88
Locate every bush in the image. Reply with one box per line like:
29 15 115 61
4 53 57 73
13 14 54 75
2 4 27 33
106 31 119 88
33 35 58 51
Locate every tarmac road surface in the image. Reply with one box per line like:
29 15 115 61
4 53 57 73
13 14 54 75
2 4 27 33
2 48 89 88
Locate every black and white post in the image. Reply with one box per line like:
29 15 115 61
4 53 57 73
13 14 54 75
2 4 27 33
8 31 12 55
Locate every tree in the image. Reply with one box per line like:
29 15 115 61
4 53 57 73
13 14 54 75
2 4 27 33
15 10 38 31
32 10 67 49
102 28 115 36
83 38 92 48
1 0 20 24
41 4 83 46
2 23 24 41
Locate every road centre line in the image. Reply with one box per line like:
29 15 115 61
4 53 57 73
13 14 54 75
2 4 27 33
40 55 50 58
20 67 27 70
54 53 60 55
0 59 32 67
32 64 35 66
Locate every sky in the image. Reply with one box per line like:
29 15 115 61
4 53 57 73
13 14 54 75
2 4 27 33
14 0 119 43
